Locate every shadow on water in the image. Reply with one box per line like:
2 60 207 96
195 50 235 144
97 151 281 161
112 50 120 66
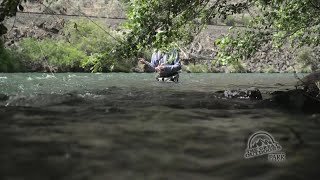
0 73 319 180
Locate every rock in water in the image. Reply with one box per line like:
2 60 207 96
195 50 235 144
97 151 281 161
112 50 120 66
297 71 320 86
223 88 262 100
296 71 320 97
156 73 179 83
259 89 320 113
0 94 9 101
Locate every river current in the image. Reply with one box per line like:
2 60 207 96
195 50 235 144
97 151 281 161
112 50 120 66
0 73 319 180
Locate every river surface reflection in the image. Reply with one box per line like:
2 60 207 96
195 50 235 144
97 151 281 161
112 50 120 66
0 73 319 180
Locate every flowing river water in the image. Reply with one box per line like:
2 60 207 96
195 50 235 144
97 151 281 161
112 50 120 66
0 73 319 180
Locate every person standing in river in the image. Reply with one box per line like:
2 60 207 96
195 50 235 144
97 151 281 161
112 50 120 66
138 49 181 77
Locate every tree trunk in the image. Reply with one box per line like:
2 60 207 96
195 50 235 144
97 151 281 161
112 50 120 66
0 0 20 36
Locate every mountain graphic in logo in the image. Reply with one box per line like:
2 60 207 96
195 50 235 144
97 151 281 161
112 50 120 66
251 138 274 148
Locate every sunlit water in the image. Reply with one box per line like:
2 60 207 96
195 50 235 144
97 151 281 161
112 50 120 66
0 73 319 180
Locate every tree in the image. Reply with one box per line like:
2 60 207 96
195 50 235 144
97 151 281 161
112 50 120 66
122 0 320 64
216 0 320 64
123 0 248 55
0 0 20 36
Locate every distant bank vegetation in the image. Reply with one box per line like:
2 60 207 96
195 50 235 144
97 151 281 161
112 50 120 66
1 0 319 73
0 18 317 73
1 20 134 72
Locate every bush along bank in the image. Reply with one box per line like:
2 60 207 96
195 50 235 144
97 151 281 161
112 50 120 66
1 20 136 73
2 18 319 73
180 46 320 73
0 39 23 72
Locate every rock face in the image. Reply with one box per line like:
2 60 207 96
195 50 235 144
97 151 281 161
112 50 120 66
0 0 20 36
4 18 65 47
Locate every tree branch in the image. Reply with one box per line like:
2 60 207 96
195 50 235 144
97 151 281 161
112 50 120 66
309 0 320 11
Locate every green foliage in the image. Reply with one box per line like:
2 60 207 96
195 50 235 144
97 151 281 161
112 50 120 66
11 0 320 73
81 52 133 73
295 47 320 72
224 16 236 26
261 66 276 73
0 40 22 72
185 64 210 73
32 0 255 71
20 38 87 71
216 0 320 65
184 63 220 73
81 53 104 72
18 20 132 72
229 60 247 73
297 48 313 67
215 29 268 64
63 20 133 72
239 15 252 26
123 0 249 55
63 20 122 54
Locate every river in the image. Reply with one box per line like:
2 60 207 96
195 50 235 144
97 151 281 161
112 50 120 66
0 73 319 180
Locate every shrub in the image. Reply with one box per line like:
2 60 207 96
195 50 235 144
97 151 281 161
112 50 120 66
18 19 134 72
62 20 122 54
261 66 277 73
296 47 320 72
20 38 87 71
0 40 22 72
186 64 209 73
240 15 251 26
229 60 247 73
63 20 134 72
224 16 236 26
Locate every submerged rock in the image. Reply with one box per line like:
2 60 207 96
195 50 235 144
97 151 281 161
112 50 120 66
0 94 9 101
259 89 320 113
223 88 263 100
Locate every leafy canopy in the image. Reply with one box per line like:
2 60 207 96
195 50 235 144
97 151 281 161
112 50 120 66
123 0 320 63
216 0 320 63
123 0 248 54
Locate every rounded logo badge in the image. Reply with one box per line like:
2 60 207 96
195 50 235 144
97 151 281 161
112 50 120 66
244 131 282 159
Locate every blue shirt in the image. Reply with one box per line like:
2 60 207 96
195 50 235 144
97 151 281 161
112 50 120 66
145 50 181 76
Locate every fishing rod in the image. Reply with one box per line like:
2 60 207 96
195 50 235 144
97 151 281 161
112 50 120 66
16 11 127 20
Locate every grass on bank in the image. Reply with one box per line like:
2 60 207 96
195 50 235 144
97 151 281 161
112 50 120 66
10 20 135 72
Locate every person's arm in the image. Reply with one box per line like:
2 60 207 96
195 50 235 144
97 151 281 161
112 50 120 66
163 60 181 73
163 50 181 73
139 53 158 72
146 53 158 72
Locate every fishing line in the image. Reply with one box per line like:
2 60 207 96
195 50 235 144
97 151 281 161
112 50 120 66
24 1 57 75
38 0 124 72
17 11 127 20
